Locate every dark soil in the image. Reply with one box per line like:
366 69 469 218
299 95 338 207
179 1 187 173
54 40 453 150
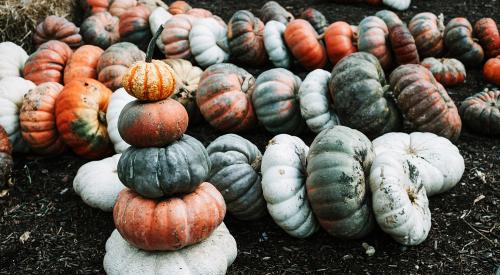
1 0 499 274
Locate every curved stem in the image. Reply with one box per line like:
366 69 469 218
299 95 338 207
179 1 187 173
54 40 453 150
146 25 165 62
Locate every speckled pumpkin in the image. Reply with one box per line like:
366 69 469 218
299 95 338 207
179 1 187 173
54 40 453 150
64 45 104 84
33 16 82 49
421 57 466 87
357 16 393 71
409 12 445 58
483 56 500 86
80 11 120 49
259 1 294 25
284 19 327 70
228 10 268 66
459 89 500 136
121 60 177 101
474 18 500 58
119 5 152 51
444 18 484 67
23 40 73 85
324 21 358 66
299 8 328 35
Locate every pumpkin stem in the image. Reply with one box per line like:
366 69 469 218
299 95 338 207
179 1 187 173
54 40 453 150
317 33 325 40
146 25 165 63
98 111 107 125
437 13 445 34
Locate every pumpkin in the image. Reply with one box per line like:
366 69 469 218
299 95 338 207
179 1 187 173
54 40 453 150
55 78 113 159
306 126 375 239
357 16 393 71
149 7 173 50
168 1 192 15
421 57 466 87
80 0 109 16
389 64 462 141
483 56 500 86
159 14 195 59
299 69 340 133
207 134 267 220
119 5 152 51
103 223 237 275
138 0 168 12
459 89 500 136
80 11 121 50
444 18 484 67
186 8 213 18
252 68 305 134
64 45 104 84
73 154 125 211
260 1 294 25
474 18 500 58
409 12 445 58
33 16 82 49
324 21 358 66
261 134 319 238
329 52 402 138
0 126 13 190
228 10 267 66
117 134 210 198
263 21 291 68
19 82 66 155
97 42 146 91
382 0 410 10
284 19 327 70
106 88 134 153
196 63 256 132
23 40 72 85
189 17 230 68
0 77 36 152
109 0 137 17
0 42 28 80
299 8 328 35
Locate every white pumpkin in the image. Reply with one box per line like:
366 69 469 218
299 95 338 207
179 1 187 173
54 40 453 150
261 134 319 238
73 154 125 212
383 0 411 10
0 42 28 80
189 17 230 68
106 88 134 153
298 69 340 133
0 76 36 152
149 7 173 50
373 132 465 196
103 223 237 275
263 20 291 68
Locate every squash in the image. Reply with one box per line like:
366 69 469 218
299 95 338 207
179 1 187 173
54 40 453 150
80 11 120 50
228 10 267 66
329 52 402 138
106 88 134 153
80 0 109 15
483 55 500 86
253 68 305 134
409 12 445 58
306 126 375 239
382 0 410 10
474 18 500 58
168 0 192 15
109 0 137 17
0 42 28 80
73 154 125 211
444 18 484 67
284 19 327 70
0 126 13 190
119 5 152 51
324 22 358 66
459 89 500 136
260 1 294 25
0 77 36 153
159 14 195 59
421 57 466 87
19 82 66 155
64 45 104 84
299 8 328 35
207 134 267 220
23 40 73 85
103 223 237 275
149 7 173 50
358 16 393 71
33 16 82 49
117 134 210 198
261 134 319 238
196 63 256 132
97 42 146 91
263 21 291 68
189 17 230 68
55 78 113 159
186 8 213 18
390 64 462 141
299 69 340 133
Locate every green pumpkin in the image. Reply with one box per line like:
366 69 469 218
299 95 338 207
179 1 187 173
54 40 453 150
444 18 484 67
459 89 500 136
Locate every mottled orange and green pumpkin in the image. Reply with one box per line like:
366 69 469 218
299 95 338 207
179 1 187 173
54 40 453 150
119 5 152 51
23 40 73 85
459 89 500 136
33 16 82 49
474 18 500 58
80 11 120 50
409 12 445 58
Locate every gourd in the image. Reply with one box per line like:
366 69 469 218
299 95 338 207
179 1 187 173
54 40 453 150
80 0 109 15
106 88 134 153
299 69 340 133
259 1 294 25
329 52 402 138
299 8 328 35
444 18 484 67
483 55 500 86
306 126 375 239
196 63 256 132
113 182 225 251
159 14 195 59
64 45 104 84
117 134 210 198
207 134 267 220
103 223 237 275
73 154 125 211
474 18 500 58
19 82 66 155
168 1 192 15
23 40 73 85
263 20 292 68
409 12 445 58
149 7 172 49
0 126 13 190
389 64 462 141
421 57 466 87
0 42 28 80
261 134 319 238
228 10 267 66
324 21 358 66
55 78 113 159
80 11 120 49
252 68 305 134
284 19 327 70
33 16 82 49
357 16 393 71
382 0 411 11
459 89 500 136
189 17 230 68
109 0 137 17
119 5 152 51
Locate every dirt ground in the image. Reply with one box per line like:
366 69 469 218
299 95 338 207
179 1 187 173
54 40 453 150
1 0 499 274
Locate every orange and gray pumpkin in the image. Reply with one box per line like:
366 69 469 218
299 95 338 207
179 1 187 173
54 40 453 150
23 40 73 85
459 89 499 136
33 16 82 49
158 14 195 59
408 12 445 58
80 11 120 49
444 18 484 67
421 57 466 87
259 1 294 25
474 18 500 58
119 5 152 51
299 8 328 35
357 16 393 71
109 0 138 17
228 10 268 66
483 55 500 86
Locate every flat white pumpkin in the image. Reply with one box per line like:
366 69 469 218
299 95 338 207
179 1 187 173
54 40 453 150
383 0 411 10
73 154 125 212
263 20 291 68
106 88 134 153
0 42 28 80
261 134 319 238
149 7 173 50
103 223 237 275
189 17 230 68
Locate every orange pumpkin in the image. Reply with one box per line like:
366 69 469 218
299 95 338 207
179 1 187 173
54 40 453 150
81 0 109 15
33 16 82 49
185 8 212 18
55 78 113 159
0 126 13 189
484 55 500 86
64 45 104 84
227 10 268 66
159 14 195 59
119 5 152 51
109 0 138 17
19 82 66 155
23 40 73 85
113 182 226 251
324 21 358 65
474 18 500 58
409 12 445 58
284 19 327 70
80 11 120 49
169 1 192 15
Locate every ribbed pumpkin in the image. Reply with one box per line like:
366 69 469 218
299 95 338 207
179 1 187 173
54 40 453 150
299 8 328 35
33 16 82 49
64 45 104 84
228 10 268 66
119 5 152 51
149 8 172 51
189 17 230 68
23 40 72 85
421 57 466 87
168 0 192 15
55 78 113 159
109 0 137 17
138 0 168 12
196 63 256 132
459 89 500 136
260 1 294 25
158 14 195 59
409 12 445 58
483 56 500 86
186 8 212 18
80 11 120 50
324 21 358 66
80 0 109 15
263 20 291 68
113 182 225 251
0 42 28 80
390 64 462 141
358 16 392 71
0 126 13 190
19 82 66 155
474 18 500 58
444 18 484 67
284 19 327 70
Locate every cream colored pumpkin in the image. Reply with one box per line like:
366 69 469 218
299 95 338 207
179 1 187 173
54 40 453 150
383 0 411 10
0 42 28 80
106 88 134 153
149 7 173 50
189 17 230 68
263 20 291 68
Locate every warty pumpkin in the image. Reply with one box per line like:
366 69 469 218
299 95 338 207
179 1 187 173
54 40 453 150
474 18 500 58
0 126 13 190
0 42 28 80
228 10 268 66
409 12 445 58
324 21 358 66
284 19 327 70
357 16 393 71
168 1 192 15
80 0 109 16
483 55 500 86
33 16 82 49
109 0 137 17
259 1 294 25
459 89 500 136
23 40 73 85
158 14 195 59
119 5 152 51
189 17 230 68
421 57 466 87
263 20 291 68
299 8 328 35
444 18 484 67
64 45 104 84
106 88 134 153
80 11 120 50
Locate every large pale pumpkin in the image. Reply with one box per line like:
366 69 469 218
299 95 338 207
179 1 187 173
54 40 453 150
106 88 134 153
189 17 230 68
64 45 104 84
284 19 327 70
0 126 13 190
409 12 445 58
23 40 73 85
228 10 268 66
459 89 500 136
444 18 484 67
263 20 292 68
0 42 28 80
119 5 152 51
33 16 82 49
80 11 120 50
